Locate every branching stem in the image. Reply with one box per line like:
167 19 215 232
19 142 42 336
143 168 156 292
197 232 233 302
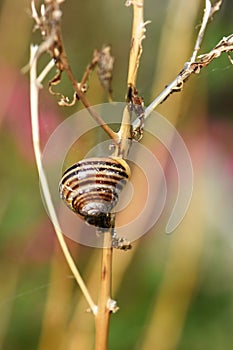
190 0 212 63
31 0 118 142
133 0 232 129
55 32 118 141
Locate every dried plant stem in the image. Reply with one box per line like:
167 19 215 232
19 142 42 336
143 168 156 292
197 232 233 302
94 4 148 345
126 0 146 88
95 231 113 350
141 34 233 122
116 0 147 156
37 59 55 84
29 44 97 315
31 0 117 142
190 0 212 63
133 0 229 129
80 55 98 88
55 34 118 142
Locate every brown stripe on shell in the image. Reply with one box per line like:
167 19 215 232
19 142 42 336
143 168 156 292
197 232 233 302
59 157 130 228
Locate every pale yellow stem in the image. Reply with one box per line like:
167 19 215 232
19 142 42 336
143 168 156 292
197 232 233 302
29 45 97 315
95 231 113 350
126 0 146 87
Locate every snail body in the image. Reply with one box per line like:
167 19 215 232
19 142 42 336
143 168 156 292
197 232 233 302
59 157 130 228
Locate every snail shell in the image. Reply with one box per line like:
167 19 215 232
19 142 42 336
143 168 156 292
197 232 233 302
59 157 130 228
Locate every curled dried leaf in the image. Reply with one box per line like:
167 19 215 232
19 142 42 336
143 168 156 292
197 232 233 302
48 70 78 106
58 92 77 106
48 69 63 98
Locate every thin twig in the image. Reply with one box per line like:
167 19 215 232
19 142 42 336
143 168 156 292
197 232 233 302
29 44 97 315
54 32 118 141
37 58 55 84
190 0 222 64
79 52 98 90
80 46 115 102
190 0 212 63
133 2 231 129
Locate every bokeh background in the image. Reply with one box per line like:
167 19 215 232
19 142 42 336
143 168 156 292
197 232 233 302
0 0 233 349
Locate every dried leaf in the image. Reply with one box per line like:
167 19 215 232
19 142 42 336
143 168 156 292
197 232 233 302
48 70 78 106
96 46 114 99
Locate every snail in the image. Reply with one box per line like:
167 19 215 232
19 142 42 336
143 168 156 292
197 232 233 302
59 157 131 229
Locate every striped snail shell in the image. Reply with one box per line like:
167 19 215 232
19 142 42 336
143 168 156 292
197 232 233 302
59 157 131 228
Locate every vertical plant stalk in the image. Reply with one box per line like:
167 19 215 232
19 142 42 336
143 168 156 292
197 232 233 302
117 0 147 155
126 0 147 88
95 231 113 350
94 3 147 347
29 45 97 315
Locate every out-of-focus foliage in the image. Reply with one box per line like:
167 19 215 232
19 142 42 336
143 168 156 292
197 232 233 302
0 0 233 349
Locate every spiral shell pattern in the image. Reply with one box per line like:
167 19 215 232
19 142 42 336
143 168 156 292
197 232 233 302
59 157 130 228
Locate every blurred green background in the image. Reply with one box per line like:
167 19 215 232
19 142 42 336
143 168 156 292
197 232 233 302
0 0 233 349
